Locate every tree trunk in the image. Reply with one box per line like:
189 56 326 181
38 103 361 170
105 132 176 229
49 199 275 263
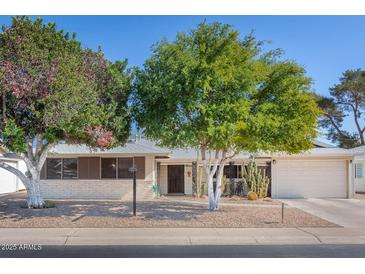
0 160 44 208
213 163 225 210
207 172 216 210
26 179 45 208
204 158 220 210
26 164 45 208
24 155 45 208
200 146 231 211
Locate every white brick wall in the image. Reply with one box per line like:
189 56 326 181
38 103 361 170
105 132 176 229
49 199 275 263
39 179 154 200
40 155 156 200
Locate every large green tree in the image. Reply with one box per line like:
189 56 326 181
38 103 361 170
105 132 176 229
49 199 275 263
133 22 320 210
317 69 365 148
0 17 131 208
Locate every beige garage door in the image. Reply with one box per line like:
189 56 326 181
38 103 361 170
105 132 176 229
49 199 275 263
274 159 347 198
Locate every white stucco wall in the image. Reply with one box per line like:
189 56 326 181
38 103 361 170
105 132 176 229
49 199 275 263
354 160 365 193
184 164 193 195
159 165 168 195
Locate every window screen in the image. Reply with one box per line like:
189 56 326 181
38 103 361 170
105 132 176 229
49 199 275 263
223 165 239 178
62 159 78 179
101 158 117 179
46 159 62 179
355 163 363 178
118 157 133 179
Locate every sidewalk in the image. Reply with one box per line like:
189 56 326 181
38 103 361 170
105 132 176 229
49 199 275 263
1 227 365 246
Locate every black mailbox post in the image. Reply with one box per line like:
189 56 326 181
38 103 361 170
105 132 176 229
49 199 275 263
129 166 137 216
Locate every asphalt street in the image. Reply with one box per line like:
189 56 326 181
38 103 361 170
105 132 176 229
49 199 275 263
1 245 365 258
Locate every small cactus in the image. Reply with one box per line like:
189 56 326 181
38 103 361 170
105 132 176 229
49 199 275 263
241 161 270 198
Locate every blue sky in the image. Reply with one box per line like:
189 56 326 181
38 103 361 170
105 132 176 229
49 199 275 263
1 15 364 143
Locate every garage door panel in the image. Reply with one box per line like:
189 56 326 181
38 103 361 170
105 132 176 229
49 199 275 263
0 162 18 194
275 160 347 198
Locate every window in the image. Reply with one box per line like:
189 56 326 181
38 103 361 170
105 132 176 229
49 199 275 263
47 159 62 179
101 158 117 179
223 165 240 178
46 158 78 179
214 165 241 179
62 159 78 179
355 163 363 178
118 158 133 179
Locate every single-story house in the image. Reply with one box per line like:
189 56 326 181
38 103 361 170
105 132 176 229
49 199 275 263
36 138 358 200
0 147 26 194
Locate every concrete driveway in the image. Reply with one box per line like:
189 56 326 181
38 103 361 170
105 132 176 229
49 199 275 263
282 198 365 228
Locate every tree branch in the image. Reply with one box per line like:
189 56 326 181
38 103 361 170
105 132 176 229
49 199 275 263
37 143 55 170
0 160 28 185
351 107 365 144
26 138 35 164
335 100 365 144
35 134 43 161
326 115 347 137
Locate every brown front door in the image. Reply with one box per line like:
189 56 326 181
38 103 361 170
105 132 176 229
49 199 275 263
168 165 185 194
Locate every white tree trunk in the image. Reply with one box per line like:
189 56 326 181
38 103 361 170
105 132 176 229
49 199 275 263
202 149 219 211
26 164 45 208
0 160 44 208
207 172 216 210
200 147 229 211
213 163 225 210
21 142 54 208
0 140 54 208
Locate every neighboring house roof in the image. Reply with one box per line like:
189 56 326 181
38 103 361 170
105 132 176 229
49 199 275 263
313 140 336 148
49 138 170 156
0 146 21 162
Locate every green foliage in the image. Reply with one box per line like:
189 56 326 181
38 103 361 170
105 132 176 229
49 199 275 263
1 119 27 153
133 21 320 154
242 161 270 198
0 16 131 151
317 69 365 148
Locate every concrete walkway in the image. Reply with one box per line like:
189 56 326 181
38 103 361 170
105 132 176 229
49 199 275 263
1 227 365 246
282 198 365 227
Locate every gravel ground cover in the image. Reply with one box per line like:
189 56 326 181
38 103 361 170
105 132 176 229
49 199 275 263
0 192 338 228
